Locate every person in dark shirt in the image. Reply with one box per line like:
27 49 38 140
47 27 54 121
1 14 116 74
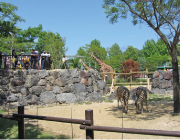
30 49 38 69
0 51 2 69
3 51 7 69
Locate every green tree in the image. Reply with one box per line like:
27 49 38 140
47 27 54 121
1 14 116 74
107 43 123 69
43 32 66 69
108 43 122 58
124 45 139 61
78 39 107 70
0 2 25 37
103 0 180 113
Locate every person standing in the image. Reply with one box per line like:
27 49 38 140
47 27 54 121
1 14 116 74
0 51 2 69
6 57 9 70
12 49 18 70
41 51 45 70
30 49 38 69
62 55 67 69
3 51 7 69
11 56 16 69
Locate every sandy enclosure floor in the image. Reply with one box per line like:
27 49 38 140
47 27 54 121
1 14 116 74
22 100 180 139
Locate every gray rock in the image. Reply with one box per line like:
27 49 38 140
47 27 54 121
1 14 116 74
49 70 59 79
73 83 87 95
40 91 56 104
53 86 61 94
11 77 25 86
56 93 77 104
97 80 106 90
59 69 71 79
165 90 173 95
62 85 71 93
39 70 49 79
18 96 28 106
70 69 79 78
45 76 55 86
151 88 166 94
24 75 39 88
10 86 21 93
7 94 18 102
152 78 160 88
45 84 53 91
86 91 103 103
54 77 68 87
21 88 29 96
29 86 45 95
38 79 47 86
76 92 89 103
26 94 39 105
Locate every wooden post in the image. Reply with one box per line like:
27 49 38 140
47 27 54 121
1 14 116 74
130 69 132 90
146 68 149 89
18 106 25 139
85 110 94 139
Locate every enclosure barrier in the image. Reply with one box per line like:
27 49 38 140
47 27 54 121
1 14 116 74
100 69 154 90
0 106 180 139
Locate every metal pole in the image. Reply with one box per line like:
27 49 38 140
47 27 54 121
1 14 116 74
18 106 25 139
85 110 94 139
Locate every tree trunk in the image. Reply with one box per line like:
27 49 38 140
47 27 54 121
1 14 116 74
172 57 180 113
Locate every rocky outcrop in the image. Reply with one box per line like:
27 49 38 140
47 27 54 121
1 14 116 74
151 70 173 95
0 69 108 106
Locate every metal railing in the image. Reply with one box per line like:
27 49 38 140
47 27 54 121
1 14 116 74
0 55 51 70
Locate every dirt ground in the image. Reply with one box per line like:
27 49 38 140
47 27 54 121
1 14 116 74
20 99 180 139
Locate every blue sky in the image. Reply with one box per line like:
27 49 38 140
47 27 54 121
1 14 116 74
4 0 160 55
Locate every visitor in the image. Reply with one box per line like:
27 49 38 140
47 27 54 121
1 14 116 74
0 51 2 69
3 51 8 69
19 52 24 69
22 55 29 70
6 57 9 70
11 56 16 69
30 49 38 69
12 49 18 70
62 55 67 69
41 51 45 70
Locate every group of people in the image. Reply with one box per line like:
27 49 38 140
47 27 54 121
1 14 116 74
0 49 51 70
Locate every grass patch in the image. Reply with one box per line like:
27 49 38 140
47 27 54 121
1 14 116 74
147 94 173 102
78 102 92 105
102 96 113 103
0 116 70 139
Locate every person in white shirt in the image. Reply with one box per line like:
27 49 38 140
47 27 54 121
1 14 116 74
62 55 67 69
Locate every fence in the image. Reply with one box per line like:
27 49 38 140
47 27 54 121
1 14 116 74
0 55 51 70
1 105 180 139
100 69 154 90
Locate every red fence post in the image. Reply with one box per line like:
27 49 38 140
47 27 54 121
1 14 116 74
18 106 25 139
85 109 94 139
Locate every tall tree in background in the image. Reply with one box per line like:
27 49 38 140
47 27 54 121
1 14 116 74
43 32 66 69
84 39 107 70
103 0 180 113
0 2 25 37
107 43 123 70
124 45 139 61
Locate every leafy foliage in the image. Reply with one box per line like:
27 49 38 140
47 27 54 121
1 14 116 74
121 59 140 78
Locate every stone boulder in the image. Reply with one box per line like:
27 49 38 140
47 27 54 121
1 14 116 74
163 71 173 80
56 93 77 104
39 70 49 79
40 91 56 104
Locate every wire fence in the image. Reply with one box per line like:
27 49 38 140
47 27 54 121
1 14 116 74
1 97 180 139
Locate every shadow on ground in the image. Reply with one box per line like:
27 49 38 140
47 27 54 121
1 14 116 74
0 117 70 139
105 100 175 121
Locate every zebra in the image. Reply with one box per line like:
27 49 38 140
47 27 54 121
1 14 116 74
134 87 149 114
116 86 130 114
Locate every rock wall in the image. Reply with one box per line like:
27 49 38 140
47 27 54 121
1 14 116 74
151 70 174 95
0 69 108 106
